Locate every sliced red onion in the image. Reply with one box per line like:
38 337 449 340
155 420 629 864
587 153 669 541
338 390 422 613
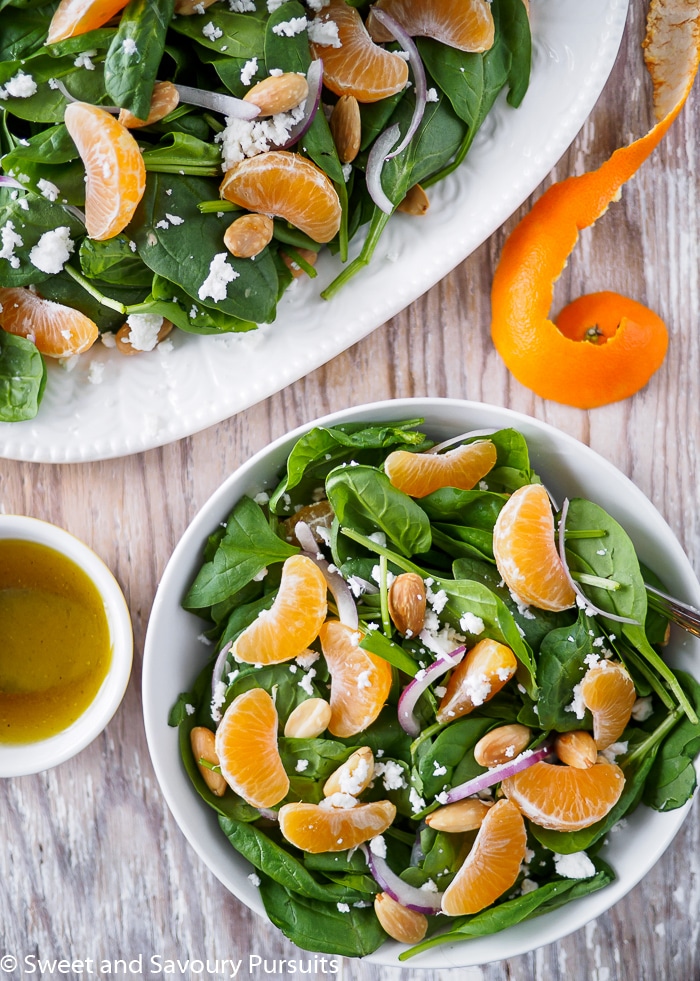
0 175 24 191
444 745 551 804
397 646 466 736
275 60 323 150
63 204 86 225
369 8 427 160
257 807 279 822
211 640 233 701
54 78 120 111
425 429 499 454
361 842 444 914
558 498 640 625
174 83 260 120
366 122 400 214
295 520 358 629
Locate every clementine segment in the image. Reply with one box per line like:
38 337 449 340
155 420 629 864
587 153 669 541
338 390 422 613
220 151 341 245
441 799 526 915
278 799 396 853
384 440 497 498
492 483 576 612
580 661 637 750
368 0 495 53
47 0 129 43
490 1 700 409
501 759 625 832
215 688 289 809
0 286 98 358
232 554 327 665
309 0 409 104
64 102 146 241
320 620 392 737
436 638 517 723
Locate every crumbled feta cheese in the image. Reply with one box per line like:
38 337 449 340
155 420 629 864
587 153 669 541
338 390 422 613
267 0 290 10
631 695 654 721
230 0 257 10
295 758 309 772
0 220 23 268
124 313 164 352
409 787 426 813
272 16 307 36
202 21 224 40
0 71 38 100
426 583 447 615
185 703 195 716
217 104 306 168
165 213 184 225
306 0 330 10
521 878 539 895
297 667 316 696
198 252 239 301
320 792 357 809
296 650 319 670
307 18 341 47
74 51 96 70
122 37 138 55
37 178 60 201
420 879 439 893
553 851 596 879
340 757 370 796
459 611 485 635
566 682 586 720
210 679 228 723
601 740 628 763
426 87 439 102
336 902 350 913
369 835 387 858
374 759 406 791
248 872 261 887
433 761 447 776
101 331 117 348
240 57 259 86
357 669 372 690
29 226 74 274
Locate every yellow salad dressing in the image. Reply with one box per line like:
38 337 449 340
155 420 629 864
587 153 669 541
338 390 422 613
0 539 112 743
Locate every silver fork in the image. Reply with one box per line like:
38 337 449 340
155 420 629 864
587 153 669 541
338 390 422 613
645 584 700 639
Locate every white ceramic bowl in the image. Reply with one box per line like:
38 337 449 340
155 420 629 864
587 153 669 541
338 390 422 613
0 515 133 776
142 398 700 968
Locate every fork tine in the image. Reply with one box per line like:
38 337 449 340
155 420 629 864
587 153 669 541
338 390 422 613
645 584 700 639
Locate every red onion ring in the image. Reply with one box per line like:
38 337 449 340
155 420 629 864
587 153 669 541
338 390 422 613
365 122 400 214
257 807 279 822
211 640 233 704
444 744 551 804
397 646 466 736
369 8 428 160
425 429 499 454
295 520 359 629
558 498 640 625
275 60 323 150
0 175 25 191
361 842 444 913
174 82 260 120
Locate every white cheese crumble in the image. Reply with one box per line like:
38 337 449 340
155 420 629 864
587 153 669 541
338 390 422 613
272 16 307 36
307 18 341 46
29 226 74 274
320 792 357 809
124 313 163 352
74 51 96 70
306 0 330 10
230 0 257 9
296 649 319 670
198 252 239 301
459 611 485 635
202 21 224 40
566 682 586 720
297 666 316 696
0 220 23 268
409 787 426 813
122 37 138 55
340 757 370 796
374 760 406 791
356 669 372 690
0 71 38 100
336 902 350 913
295 758 309 772
553 851 596 880
210 679 228 723
426 87 439 103
267 0 290 9
37 178 60 201
521 878 539 895
240 57 259 86
217 104 306 168
369 835 387 858
631 695 654 721
248 872 261 887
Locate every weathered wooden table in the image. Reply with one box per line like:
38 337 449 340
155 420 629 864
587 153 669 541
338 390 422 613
1 2 698 978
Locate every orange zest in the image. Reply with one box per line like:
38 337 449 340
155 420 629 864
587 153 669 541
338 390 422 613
220 151 342 245
309 0 409 104
501 758 625 832
319 620 392 737
367 0 495 53
580 660 637 750
47 0 129 44
384 439 497 498
215 688 290 809
278 799 396 853
232 553 327 665
490 1 700 408
441 799 526 915
0 286 98 358
64 102 146 241
492 483 576 612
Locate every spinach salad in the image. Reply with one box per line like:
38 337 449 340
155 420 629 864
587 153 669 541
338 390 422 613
0 0 531 420
171 419 700 958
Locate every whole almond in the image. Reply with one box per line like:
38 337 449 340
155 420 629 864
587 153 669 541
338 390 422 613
554 730 597 769
115 318 173 356
284 697 332 739
243 72 309 117
224 214 274 258
397 183 429 216
425 797 492 833
190 726 227 796
329 95 361 164
374 893 428 945
175 0 217 12
118 81 180 129
388 572 426 637
473 723 532 768
323 746 374 797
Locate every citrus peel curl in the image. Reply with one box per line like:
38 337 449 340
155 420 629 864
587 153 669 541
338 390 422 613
490 0 700 409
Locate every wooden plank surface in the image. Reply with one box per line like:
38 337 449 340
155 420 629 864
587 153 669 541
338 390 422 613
1 2 699 979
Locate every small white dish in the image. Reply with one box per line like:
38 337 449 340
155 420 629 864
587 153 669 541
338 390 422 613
0 515 133 776
143 398 700 967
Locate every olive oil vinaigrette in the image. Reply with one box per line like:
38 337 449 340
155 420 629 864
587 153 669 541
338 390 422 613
0 539 112 743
